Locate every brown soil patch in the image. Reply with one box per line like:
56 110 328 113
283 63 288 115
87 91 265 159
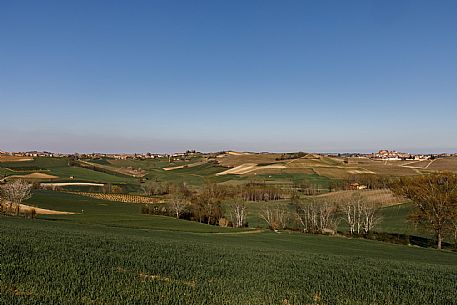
1 202 74 215
0 156 33 162
426 157 457 172
163 161 207 171
313 189 402 207
5 173 59 180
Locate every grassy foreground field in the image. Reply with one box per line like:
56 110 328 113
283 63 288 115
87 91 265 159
1 215 457 305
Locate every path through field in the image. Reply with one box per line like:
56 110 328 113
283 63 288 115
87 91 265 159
424 158 437 169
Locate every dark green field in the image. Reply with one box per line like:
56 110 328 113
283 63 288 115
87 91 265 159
2 213 457 305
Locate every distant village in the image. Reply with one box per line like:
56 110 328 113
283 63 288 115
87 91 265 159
0 149 200 161
0 149 454 161
334 150 454 161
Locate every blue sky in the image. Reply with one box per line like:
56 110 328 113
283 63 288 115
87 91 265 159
1 0 456 153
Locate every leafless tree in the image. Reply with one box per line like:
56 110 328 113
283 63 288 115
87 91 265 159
230 201 247 228
260 205 289 230
340 192 363 235
360 202 383 234
339 191 383 235
1 179 32 215
295 200 338 234
169 194 188 219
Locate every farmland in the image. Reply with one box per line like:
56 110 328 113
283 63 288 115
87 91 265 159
2 214 457 305
2 153 457 304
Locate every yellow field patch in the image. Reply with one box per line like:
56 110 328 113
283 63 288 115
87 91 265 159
313 189 402 207
7 173 59 179
1 202 74 215
0 156 33 162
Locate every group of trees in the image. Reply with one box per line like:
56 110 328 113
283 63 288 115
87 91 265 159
259 193 384 235
142 182 240 226
0 179 33 217
294 180 328 195
238 183 284 201
294 201 339 234
140 179 390 234
275 152 307 161
339 192 383 235
346 174 393 190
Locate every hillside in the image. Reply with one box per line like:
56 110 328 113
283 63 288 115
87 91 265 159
2 154 457 304
2 211 457 304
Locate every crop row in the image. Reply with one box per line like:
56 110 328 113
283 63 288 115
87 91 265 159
64 191 161 204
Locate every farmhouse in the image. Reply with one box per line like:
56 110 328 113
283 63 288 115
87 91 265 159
349 183 367 190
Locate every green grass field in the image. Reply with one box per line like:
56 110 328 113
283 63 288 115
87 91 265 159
25 190 232 233
1 213 457 304
0 157 138 184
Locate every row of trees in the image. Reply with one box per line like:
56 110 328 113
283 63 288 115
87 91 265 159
260 193 383 234
142 181 285 201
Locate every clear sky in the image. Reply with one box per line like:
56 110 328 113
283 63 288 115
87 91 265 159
1 0 456 154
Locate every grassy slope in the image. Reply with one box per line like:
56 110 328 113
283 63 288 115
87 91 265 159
0 158 138 184
3 190 457 304
1 215 457 304
24 189 421 236
26 190 231 233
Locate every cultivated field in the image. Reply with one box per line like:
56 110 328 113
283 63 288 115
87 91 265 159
65 191 161 204
0 156 33 162
1 213 456 304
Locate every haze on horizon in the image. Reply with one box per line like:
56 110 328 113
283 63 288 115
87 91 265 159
1 1 456 154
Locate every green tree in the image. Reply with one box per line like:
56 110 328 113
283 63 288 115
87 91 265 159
392 173 457 249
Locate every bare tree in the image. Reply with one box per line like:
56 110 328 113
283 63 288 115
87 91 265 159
230 201 247 228
360 202 382 234
340 192 363 235
338 191 384 235
1 179 32 215
295 200 338 234
260 205 289 230
169 194 188 219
